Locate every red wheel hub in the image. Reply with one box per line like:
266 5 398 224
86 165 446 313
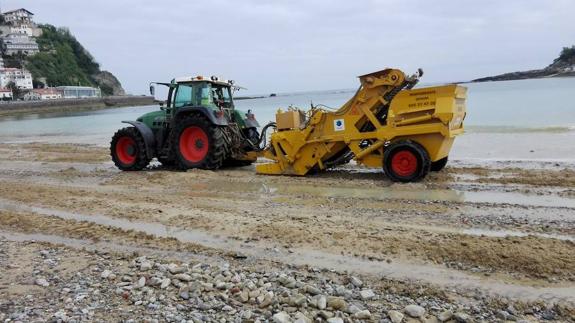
391 150 418 177
116 136 136 165
180 126 209 163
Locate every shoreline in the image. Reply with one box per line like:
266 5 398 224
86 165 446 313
0 96 155 117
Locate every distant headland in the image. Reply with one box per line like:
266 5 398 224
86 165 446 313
472 46 575 82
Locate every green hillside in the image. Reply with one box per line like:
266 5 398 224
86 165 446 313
2 24 121 96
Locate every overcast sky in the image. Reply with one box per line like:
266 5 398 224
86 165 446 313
3 0 574 95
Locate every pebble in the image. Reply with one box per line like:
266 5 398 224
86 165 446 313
327 318 344 323
359 289 375 300
453 312 471 322
438 310 453 322
173 273 192 282
350 276 363 287
388 310 405 323
273 311 292 323
404 304 426 318
326 296 347 310
140 261 153 271
354 310 372 319
35 278 49 287
160 278 171 289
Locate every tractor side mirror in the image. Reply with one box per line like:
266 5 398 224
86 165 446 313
149 85 155 96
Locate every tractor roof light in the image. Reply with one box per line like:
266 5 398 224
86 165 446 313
211 76 219 81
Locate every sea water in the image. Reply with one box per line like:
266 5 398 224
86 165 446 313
0 77 574 163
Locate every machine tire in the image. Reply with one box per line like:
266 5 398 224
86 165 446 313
110 127 151 171
383 140 430 182
173 115 228 170
430 156 448 172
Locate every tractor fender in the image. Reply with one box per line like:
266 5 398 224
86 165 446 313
175 106 228 126
121 121 156 159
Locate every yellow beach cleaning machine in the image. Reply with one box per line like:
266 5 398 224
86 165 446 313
254 68 467 182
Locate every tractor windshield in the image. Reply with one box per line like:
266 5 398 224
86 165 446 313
211 84 233 109
173 82 233 109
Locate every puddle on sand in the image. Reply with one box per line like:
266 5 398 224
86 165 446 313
1 198 574 303
189 179 575 208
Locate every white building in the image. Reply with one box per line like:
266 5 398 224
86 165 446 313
0 68 33 90
2 9 34 25
57 86 101 99
0 88 13 100
24 88 63 101
2 33 39 55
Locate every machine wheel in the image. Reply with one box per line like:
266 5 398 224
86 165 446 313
110 127 151 171
173 115 228 170
430 156 448 172
383 140 430 182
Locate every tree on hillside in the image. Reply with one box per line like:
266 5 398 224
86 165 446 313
6 82 22 100
554 45 575 63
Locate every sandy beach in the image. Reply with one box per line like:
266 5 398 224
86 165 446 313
0 142 574 322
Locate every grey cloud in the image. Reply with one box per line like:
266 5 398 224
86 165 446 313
3 0 574 94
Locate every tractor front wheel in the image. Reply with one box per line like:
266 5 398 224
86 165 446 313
110 127 151 171
173 115 228 170
383 140 430 182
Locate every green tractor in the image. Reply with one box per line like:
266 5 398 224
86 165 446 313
110 76 264 171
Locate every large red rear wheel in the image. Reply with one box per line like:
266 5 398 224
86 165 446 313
179 126 209 163
110 127 151 171
173 115 228 170
383 140 430 182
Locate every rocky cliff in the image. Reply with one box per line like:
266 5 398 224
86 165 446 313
472 46 575 82
92 71 125 96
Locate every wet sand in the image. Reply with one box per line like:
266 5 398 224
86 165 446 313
0 142 574 321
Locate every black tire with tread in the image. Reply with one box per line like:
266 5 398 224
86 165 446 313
383 140 430 182
430 156 448 172
110 127 151 171
173 114 228 170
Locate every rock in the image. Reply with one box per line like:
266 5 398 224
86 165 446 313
136 277 146 288
160 278 171 289
168 264 186 274
290 294 307 306
388 310 404 323
359 289 376 300
327 296 347 310
347 304 361 314
179 290 190 300
35 278 49 287
453 312 472 322
100 270 113 279
438 310 453 322
311 295 327 310
350 276 363 288
239 290 250 303
327 318 344 323
404 305 426 318
140 261 153 271
304 284 321 295
272 311 292 323
93 70 126 96
173 273 192 282
422 316 440 323
354 310 371 319
294 312 312 323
